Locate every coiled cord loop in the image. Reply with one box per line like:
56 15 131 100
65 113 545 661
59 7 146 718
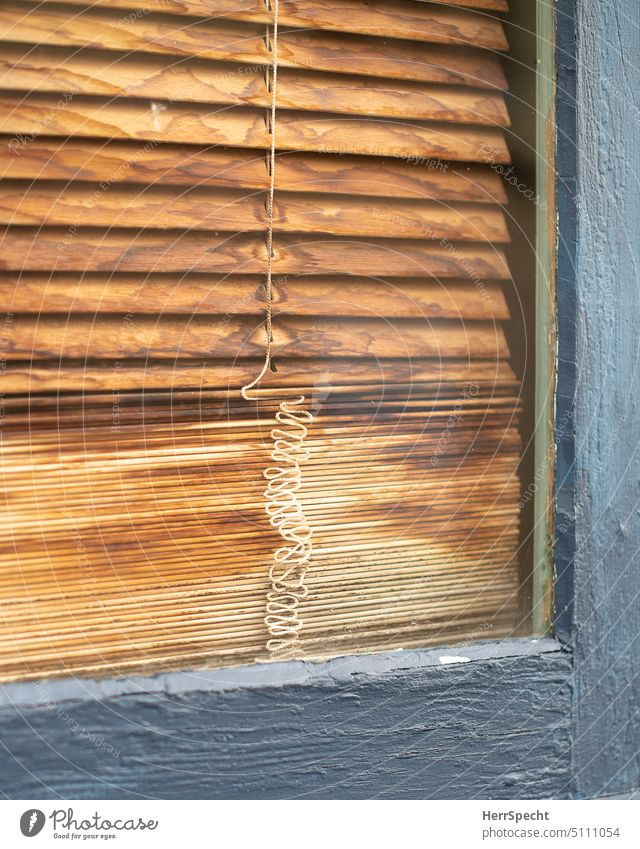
262 398 314 654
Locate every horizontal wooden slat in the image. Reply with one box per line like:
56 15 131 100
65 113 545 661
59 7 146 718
0 44 510 126
0 536 519 592
2 456 522 490
2 509 520 547
0 140 508 204
0 183 510 242
2 452 522 481
0 393 522 422
0 358 518 394
1 429 521 471
2 404 517 427
421 0 508 9
0 536 523 583
2 484 520 530
0 229 512 278
1 523 521 568
28 0 510 50
0 549 521 600
1 425 522 456
0 405 521 441
0 273 509 319
0 420 522 455
0 408 523 436
0 1 508 89
3 315 509 360
0 95 511 162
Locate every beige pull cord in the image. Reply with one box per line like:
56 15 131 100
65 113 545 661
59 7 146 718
241 0 315 656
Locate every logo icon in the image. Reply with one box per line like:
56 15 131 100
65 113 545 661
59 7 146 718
20 810 45 837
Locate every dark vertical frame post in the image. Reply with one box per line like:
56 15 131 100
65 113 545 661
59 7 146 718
554 0 578 646
564 0 640 798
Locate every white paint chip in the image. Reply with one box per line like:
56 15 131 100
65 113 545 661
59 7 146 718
149 101 167 131
438 656 471 665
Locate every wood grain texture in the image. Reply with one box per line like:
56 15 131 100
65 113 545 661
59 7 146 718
2 315 509 360
0 183 511 242
0 644 572 799
0 273 510 318
29 0 510 50
0 94 511 161
0 140 508 203
0 44 510 126
0 357 518 393
0 229 512 277
0 1 508 89
426 0 509 9
0 383 522 682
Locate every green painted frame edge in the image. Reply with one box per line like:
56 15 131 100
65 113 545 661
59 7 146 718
532 0 558 634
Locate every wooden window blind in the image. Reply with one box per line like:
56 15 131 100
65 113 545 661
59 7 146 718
0 0 523 680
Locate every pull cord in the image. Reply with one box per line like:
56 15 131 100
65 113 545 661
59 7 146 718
241 0 315 656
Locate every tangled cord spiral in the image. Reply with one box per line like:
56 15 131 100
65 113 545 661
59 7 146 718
241 0 315 656
262 397 314 654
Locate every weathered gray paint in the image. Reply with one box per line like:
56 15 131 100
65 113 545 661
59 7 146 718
568 0 640 799
0 639 572 800
0 0 639 800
